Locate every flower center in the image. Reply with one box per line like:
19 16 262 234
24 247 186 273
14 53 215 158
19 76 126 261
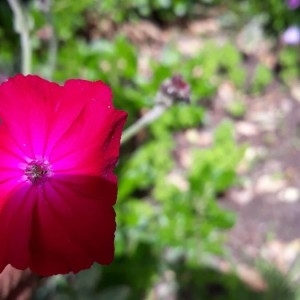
24 160 50 184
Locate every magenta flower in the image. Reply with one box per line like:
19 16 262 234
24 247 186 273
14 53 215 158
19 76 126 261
281 26 300 45
0 74 127 276
287 0 300 9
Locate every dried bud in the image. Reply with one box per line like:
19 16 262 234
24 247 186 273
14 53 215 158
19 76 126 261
160 75 190 104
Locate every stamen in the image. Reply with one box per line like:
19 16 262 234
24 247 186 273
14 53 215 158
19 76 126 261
25 160 50 184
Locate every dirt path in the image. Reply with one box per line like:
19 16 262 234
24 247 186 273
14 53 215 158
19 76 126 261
222 79 300 272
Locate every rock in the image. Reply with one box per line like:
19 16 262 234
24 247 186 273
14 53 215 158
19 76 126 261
255 174 286 194
278 187 300 203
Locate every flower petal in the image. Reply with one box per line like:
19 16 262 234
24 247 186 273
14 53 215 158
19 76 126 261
0 74 62 158
29 175 116 275
48 80 127 178
0 184 33 271
45 79 113 156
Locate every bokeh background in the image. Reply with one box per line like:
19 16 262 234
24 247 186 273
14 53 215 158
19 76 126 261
2 0 300 299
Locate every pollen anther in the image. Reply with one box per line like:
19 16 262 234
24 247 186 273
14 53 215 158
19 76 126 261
25 160 50 184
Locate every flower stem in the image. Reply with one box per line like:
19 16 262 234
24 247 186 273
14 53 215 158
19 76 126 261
8 0 32 75
42 0 57 79
121 104 166 144
121 91 173 144
121 75 190 145
45 12 57 80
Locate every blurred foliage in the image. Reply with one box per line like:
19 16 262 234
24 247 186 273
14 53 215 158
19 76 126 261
225 99 247 119
117 121 243 260
234 0 300 34
259 264 298 300
278 47 300 84
97 0 223 24
2 0 300 298
174 264 262 300
250 64 273 95
98 0 196 23
244 0 300 34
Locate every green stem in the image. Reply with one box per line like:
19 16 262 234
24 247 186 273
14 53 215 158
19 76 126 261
121 92 172 144
121 105 166 144
8 0 32 74
44 4 57 79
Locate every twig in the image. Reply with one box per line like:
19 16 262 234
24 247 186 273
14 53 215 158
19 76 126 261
7 0 32 75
